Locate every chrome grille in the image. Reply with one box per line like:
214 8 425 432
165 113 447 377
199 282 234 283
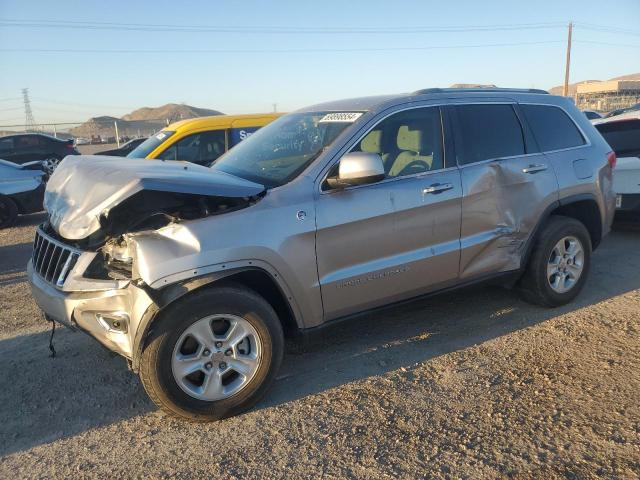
32 227 81 288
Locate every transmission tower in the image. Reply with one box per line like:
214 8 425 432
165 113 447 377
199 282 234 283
22 88 38 131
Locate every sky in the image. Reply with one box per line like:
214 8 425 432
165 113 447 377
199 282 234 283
0 0 639 126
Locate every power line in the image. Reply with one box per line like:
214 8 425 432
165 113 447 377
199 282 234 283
0 18 567 34
32 97 140 110
5 39 635 55
574 22 640 37
0 40 568 54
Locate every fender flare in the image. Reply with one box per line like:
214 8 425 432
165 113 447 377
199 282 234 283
130 262 302 372
520 193 603 271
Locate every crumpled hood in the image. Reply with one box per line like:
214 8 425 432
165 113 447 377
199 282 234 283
44 155 265 240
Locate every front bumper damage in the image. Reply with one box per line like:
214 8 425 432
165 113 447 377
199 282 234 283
28 258 155 360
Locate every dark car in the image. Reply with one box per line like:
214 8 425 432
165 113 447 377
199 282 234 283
0 159 46 228
605 103 640 118
583 110 603 120
95 137 147 157
0 133 80 174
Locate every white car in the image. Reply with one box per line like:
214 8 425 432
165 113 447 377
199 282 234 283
594 112 640 220
74 137 90 146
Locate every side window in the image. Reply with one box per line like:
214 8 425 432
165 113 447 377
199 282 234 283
16 136 40 148
157 130 226 165
452 104 525 165
350 107 444 178
0 137 14 152
521 104 585 152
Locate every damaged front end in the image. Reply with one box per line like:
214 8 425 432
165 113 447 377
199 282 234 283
29 155 266 360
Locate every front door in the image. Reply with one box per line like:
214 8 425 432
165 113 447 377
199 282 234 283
315 106 462 321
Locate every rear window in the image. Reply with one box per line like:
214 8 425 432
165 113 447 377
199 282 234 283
595 119 640 157
521 104 585 152
452 104 525 165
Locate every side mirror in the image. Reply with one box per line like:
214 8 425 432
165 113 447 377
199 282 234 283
326 152 385 189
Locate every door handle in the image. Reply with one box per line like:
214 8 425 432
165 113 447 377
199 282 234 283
522 164 548 174
422 182 453 195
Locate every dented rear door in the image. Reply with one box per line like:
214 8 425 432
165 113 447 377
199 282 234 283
447 102 559 279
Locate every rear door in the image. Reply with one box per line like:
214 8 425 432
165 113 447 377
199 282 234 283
315 106 462 320
448 103 559 279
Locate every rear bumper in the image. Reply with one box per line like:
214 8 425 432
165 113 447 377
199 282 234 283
28 259 154 359
615 193 640 221
616 193 640 212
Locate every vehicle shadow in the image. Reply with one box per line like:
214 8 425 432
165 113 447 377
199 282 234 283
262 228 640 408
0 328 153 457
0 230 637 456
0 243 33 276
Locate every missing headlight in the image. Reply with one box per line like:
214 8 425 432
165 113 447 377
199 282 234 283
83 237 133 280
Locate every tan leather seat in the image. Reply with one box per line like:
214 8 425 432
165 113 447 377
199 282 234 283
388 125 434 177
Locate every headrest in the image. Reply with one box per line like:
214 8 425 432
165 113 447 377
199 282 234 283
360 130 382 153
397 125 432 153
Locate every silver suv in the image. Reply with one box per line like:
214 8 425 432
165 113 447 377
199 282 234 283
29 88 616 420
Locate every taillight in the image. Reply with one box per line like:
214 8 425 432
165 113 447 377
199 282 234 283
66 143 75 149
607 151 617 169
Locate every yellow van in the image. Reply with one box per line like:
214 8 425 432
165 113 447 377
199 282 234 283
127 113 282 166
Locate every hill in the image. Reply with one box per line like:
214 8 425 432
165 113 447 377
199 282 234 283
70 103 224 138
122 103 222 122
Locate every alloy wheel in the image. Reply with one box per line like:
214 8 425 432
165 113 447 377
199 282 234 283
547 235 585 294
171 314 262 401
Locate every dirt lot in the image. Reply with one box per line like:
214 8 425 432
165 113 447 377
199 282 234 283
0 214 638 479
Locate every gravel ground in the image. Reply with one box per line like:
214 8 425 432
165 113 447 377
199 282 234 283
0 214 639 479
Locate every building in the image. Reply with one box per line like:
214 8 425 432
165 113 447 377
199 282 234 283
576 80 640 112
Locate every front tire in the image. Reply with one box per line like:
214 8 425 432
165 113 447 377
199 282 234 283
519 216 592 307
139 285 284 421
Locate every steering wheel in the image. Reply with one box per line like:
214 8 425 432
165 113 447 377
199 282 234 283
397 160 429 177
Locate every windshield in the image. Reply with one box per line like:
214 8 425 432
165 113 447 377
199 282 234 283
127 130 175 158
211 112 361 187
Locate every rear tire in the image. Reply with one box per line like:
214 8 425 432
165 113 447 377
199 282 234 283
0 195 18 229
139 285 284 421
519 215 592 307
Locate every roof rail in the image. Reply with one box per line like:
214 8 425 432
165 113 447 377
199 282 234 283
413 87 549 95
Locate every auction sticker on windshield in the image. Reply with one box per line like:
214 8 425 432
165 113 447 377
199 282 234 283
319 112 363 123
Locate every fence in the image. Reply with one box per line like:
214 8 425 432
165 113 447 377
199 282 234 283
0 119 169 147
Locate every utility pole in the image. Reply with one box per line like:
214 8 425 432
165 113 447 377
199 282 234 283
114 120 120 147
563 22 573 97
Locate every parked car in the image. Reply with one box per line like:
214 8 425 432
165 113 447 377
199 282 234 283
127 113 282 166
583 110 603 120
604 103 640 118
95 138 147 157
0 159 46 228
29 88 615 421
74 137 90 146
0 133 80 174
594 113 640 221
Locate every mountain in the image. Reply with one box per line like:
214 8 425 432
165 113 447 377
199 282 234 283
70 103 223 138
549 73 640 96
122 104 222 122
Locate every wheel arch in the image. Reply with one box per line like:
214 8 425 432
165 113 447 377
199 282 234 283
522 194 603 270
131 266 301 372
